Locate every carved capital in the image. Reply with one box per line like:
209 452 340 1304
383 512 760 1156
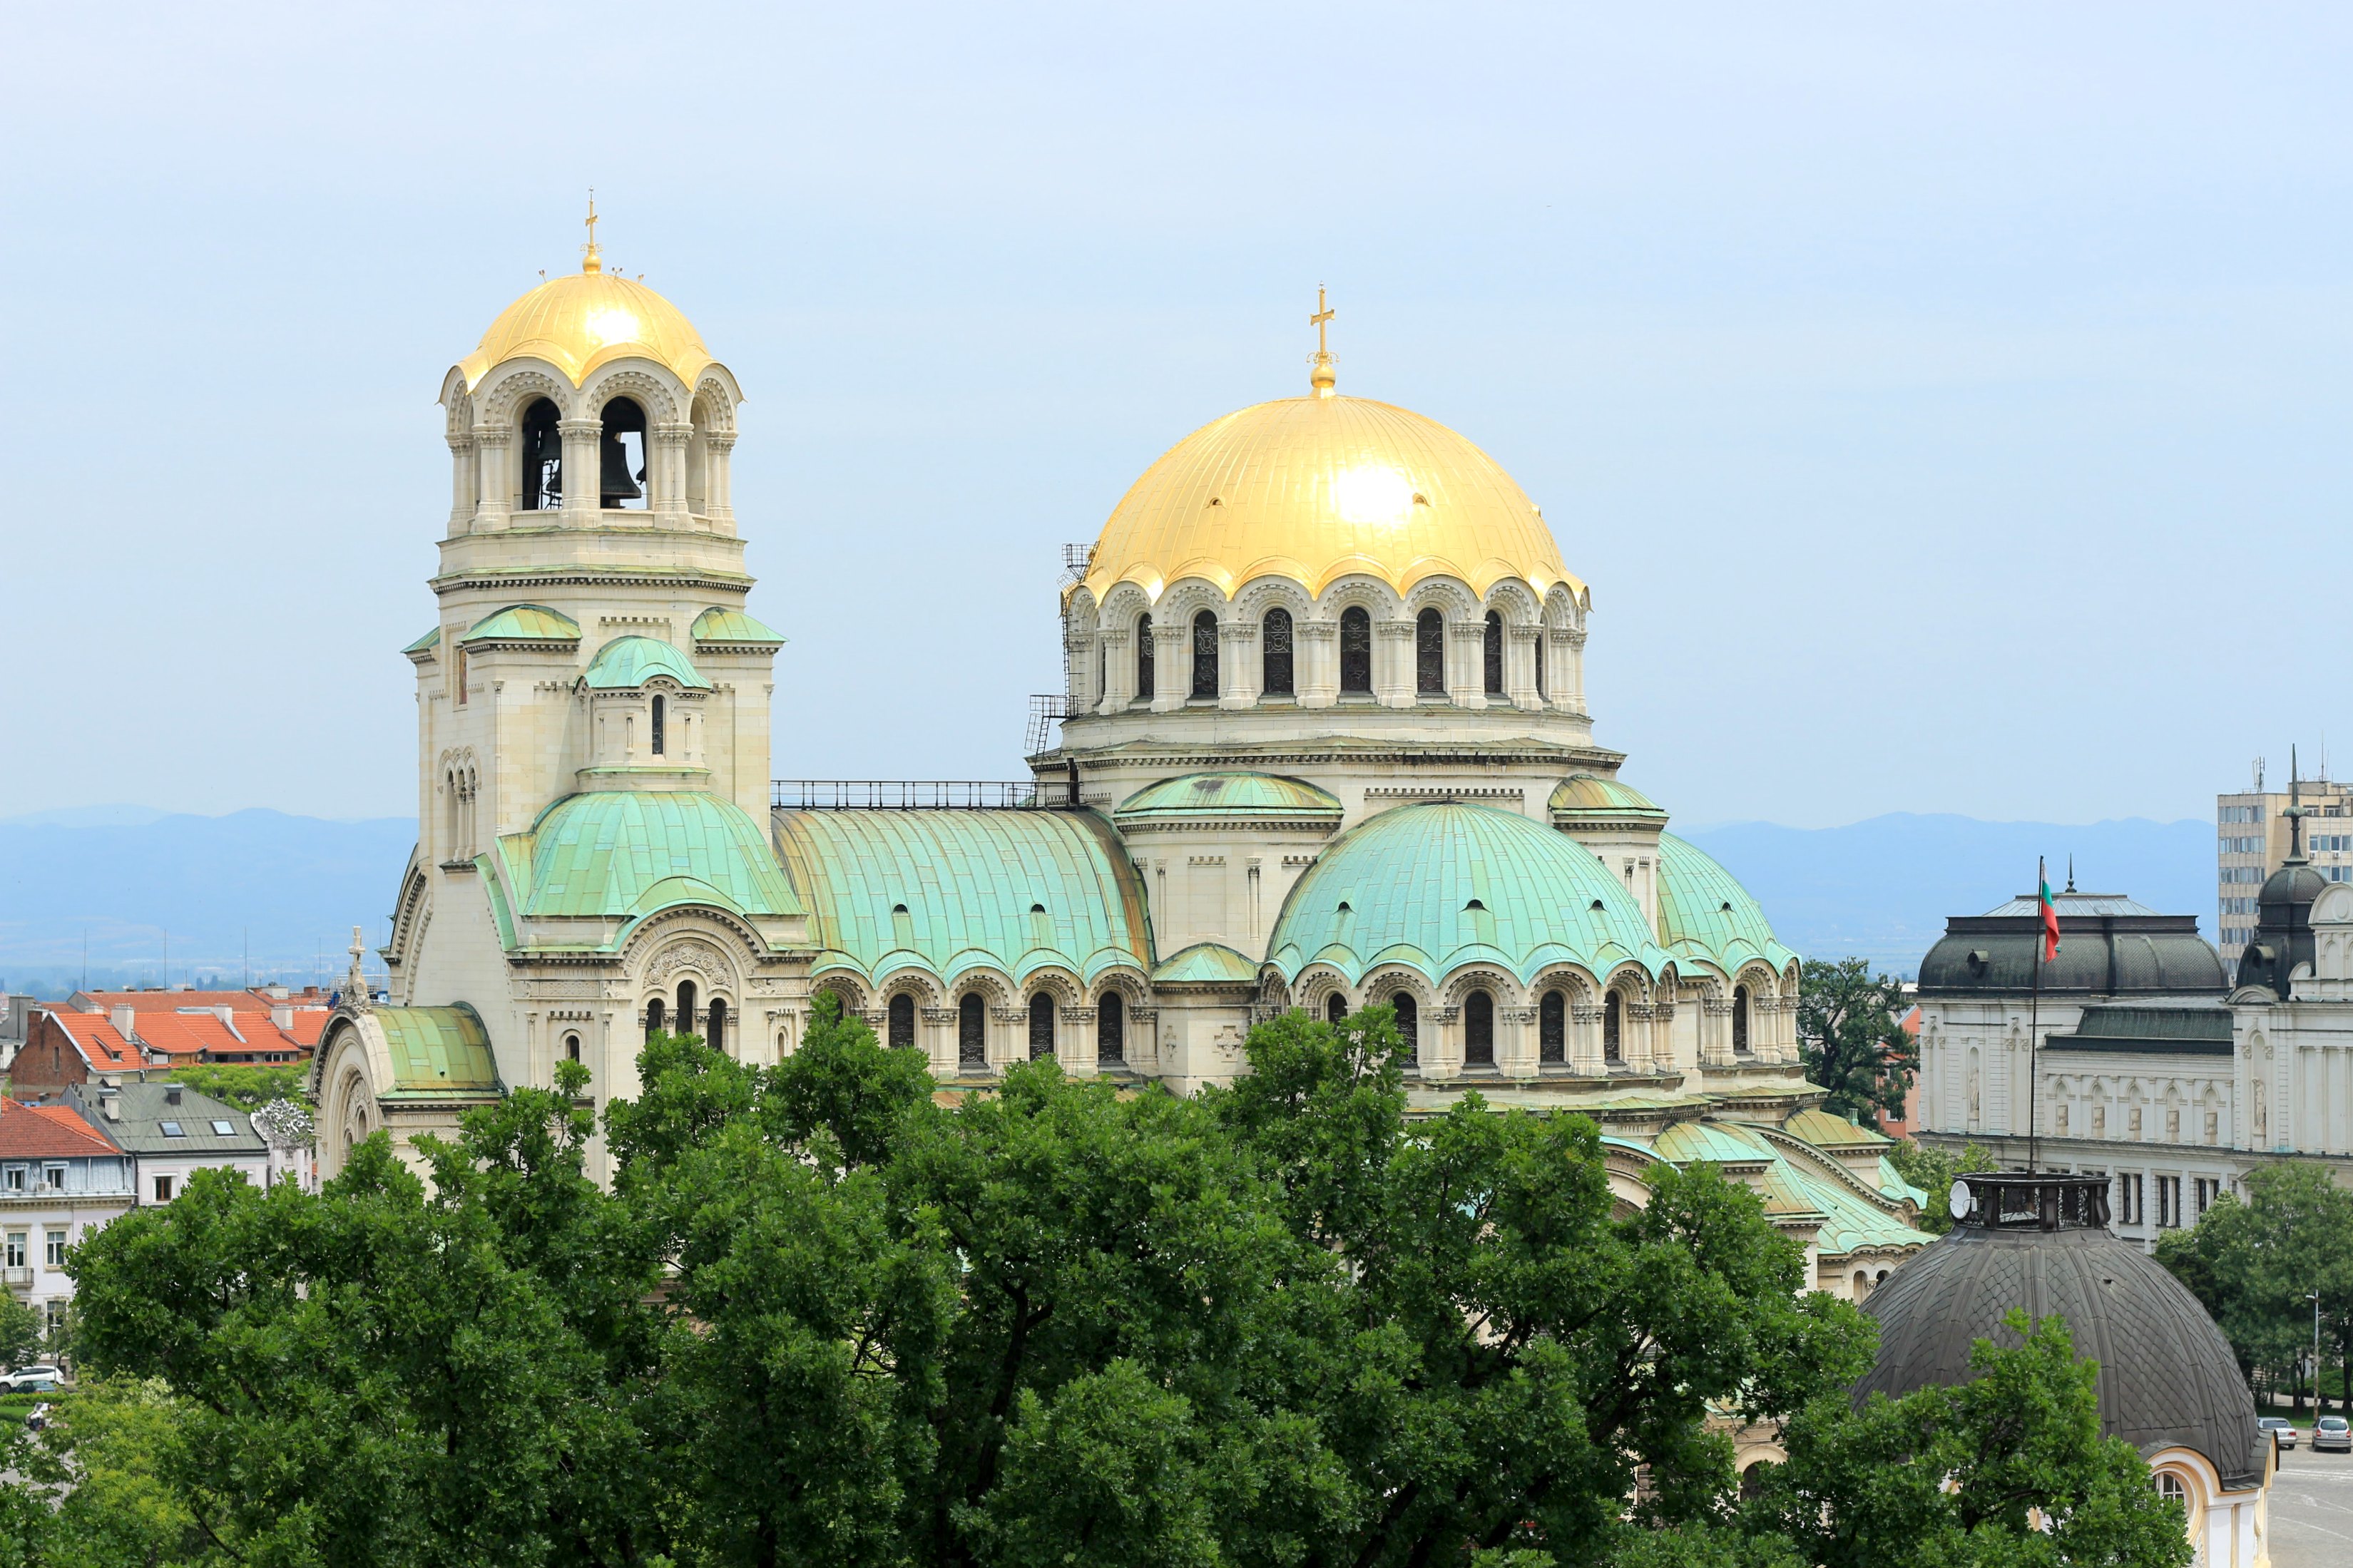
556 419 603 438
472 426 511 447
1573 1006 1604 1025
1376 620 1416 640
921 1008 956 1026
1218 624 1257 644
705 435 736 454
1507 624 1541 644
1295 620 1338 641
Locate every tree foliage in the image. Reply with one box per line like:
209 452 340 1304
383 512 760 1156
162 1062 311 1110
2158 1160 2353 1408
1797 958 1916 1127
29 998 2187 1567
1887 1139 1999 1237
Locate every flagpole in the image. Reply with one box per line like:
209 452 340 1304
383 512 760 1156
2027 854 2043 1174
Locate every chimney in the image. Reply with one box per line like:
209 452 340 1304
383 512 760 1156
164 1085 182 1106
100 1092 120 1122
271 1005 293 1032
213 1005 235 1028
111 1006 136 1041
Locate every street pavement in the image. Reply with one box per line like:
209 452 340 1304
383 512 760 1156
2267 1443 2353 1568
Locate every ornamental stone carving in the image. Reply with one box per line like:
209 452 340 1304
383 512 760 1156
644 938 731 988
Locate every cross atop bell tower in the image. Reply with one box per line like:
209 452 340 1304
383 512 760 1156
1309 284 1336 397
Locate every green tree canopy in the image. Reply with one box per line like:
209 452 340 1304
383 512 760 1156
1797 958 1916 1127
2158 1160 2353 1408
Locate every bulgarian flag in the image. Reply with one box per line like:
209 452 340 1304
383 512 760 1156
2038 860 2061 962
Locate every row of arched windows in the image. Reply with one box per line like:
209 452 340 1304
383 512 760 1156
1120 607 1541 702
643 979 726 1051
519 395 651 511
1317 983 1729 1070
882 989 1128 1068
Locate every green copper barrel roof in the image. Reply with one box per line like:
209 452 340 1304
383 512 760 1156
1267 801 1668 988
1113 771 1344 826
1548 773 1668 821
403 625 442 654
773 809 1152 990
1654 832 1797 978
1653 1119 1931 1257
1781 1107 1891 1151
1153 942 1260 985
499 791 800 931
691 606 787 646
461 604 581 644
583 635 712 690
374 1004 500 1095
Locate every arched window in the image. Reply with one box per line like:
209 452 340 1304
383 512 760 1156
1540 989 1566 1064
598 396 648 509
1535 633 1546 697
1854 1270 1869 1299
644 997 665 1043
707 998 726 1054
1603 992 1623 1063
1483 612 1504 695
1262 608 1294 696
1098 991 1125 1064
2155 1471 2188 1509
959 993 986 1067
676 980 698 1037
1136 613 1155 699
888 993 915 1050
1340 607 1372 694
1392 992 1419 1058
1029 993 1055 1060
1415 609 1444 695
1464 990 1494 1067
1326 993 1347 1025
520 398 563 511
1732 985 1750 1053
564 1032 581 1062
1191 610 1219 699
650 695 667 757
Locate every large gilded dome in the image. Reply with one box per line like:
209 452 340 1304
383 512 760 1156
457 253 715 391
1080 392 1579 603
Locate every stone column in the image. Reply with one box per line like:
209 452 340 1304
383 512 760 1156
447 434 477 536
1447 622 1486 708
1220 621 1260 709
651 422 692 527
1061 1006 1097 1075
1066 625 1098 714
1700 992 1732 1067
1151 623 1189 713
1500 1006 1538 1076
1376 620 1416 707
706 433 737 526
1432 1005 1462 1077
1551 627 1588 714
1297 619 1338 707
1507 625 1542 709
471 424 511 531
1097 627 1133 713
558 419 601 524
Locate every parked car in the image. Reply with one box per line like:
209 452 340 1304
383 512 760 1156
2260 1415 2301 1450
4 1374 57 1395
2316 1416 2352 1454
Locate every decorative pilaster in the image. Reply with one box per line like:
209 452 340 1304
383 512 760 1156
1446 622 1487 708
1151 625 1189 713
1219 621 1260 709
651 422 693 527
471 425 511 531
558 419 601 524
1376 619 1416 708
1506 624 1542 709
1296 619 1338 708
705 433 737 525
447 434 478 536
1096 627 1133 713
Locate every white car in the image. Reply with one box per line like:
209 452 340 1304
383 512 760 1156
2260 1415 2300 1450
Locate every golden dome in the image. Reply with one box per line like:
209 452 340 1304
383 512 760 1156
457 255 715 391
1081 392 1578 603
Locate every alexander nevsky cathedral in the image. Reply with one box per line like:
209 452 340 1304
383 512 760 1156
312 228 1931 1303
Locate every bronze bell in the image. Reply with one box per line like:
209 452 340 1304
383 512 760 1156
598 430 643 506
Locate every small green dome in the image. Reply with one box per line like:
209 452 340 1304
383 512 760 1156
461 604 581 645
1547 772 1667 823
691 606 787 647
1654 832 1795 978
583 635 712 690
511 791 799 926
1267 801 1667 988
1113 771 1343 827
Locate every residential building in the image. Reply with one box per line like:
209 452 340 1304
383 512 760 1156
16 985 326 1092
0 996 33 1066
2217 760 2353 968
0 1098 133 1333
64 1080 267 1206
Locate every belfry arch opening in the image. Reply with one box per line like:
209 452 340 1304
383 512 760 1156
599 396 648 509
520 398 563 511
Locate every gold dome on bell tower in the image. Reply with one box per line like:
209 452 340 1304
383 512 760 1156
1080 289 1578 604
456 197 715 390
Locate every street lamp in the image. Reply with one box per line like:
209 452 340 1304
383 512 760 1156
2312 1290 2324 1417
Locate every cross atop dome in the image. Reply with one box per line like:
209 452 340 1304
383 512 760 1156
1309 284 1336 397
581 189 603 275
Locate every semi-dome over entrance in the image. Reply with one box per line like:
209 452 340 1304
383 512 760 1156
1080 392 1576 603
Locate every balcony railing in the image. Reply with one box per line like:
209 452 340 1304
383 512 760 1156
772 779 1074 811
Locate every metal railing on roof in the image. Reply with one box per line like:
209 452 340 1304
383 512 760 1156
772 779 1073 811
1026 694 1073 759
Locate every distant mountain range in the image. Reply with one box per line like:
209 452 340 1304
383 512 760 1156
0 805 2214 995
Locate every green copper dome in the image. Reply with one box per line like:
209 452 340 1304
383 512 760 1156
1654 832 1797 978
1267 801 1668 987
1113 771 1343 827
1547 773 1667 824
583 635 712 690
460 604 581 644
498 791 800 931
691 606 787 648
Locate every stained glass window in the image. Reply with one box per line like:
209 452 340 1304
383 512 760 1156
1464 990 1494 1066
1535 633 1546 697
1192 611 1219 698
1603 993 1623 1062
1416 610 1444 695
1262 608 1293 695
1326 993 1347 1025
1029 993 1055 1060
959 993 986 1065
1136 613 1154 699
651 695 666 756
645 997 665 1044
1393 993 1419 1059
1484 613 1504 695
1098 992 1124 1063
1732 985 1750 1052
889 993 915 1049
1540 990 1565 1063
1340 608 1372 693
706 997 725 1053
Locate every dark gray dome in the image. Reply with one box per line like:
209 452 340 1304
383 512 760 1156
1918 897 2222 999
2237 860 2327 997
1857 1175 2261 1489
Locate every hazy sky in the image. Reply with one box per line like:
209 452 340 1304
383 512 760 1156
6 4 2348 828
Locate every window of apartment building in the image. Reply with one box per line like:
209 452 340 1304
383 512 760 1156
0 1166 21 1194
40 1166 63 1192
2194 1177 2219 1219
43 1302 63 1339
210 1120 233 1136
160 1122 184 1138
2118 1173 2144 1225
2157 1174 2183 1228
4 1234 25 1269
153 1176 174 1203
44 1230 64 1269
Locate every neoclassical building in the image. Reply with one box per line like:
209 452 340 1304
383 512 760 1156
312 239 1928 1300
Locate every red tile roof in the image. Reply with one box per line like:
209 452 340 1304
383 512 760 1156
0 1100 118 1159
61 991 325 1061
41 1010 144 1074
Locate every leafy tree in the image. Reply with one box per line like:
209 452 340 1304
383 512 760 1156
0 1296 41 1372
1797 959 1915 1127
1885 1139 1999 1236
2158 1162 2353 1412
163 1061 310 1110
